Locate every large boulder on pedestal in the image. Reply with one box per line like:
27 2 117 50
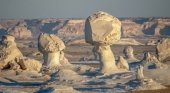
84 11 121 74
84 11 121 46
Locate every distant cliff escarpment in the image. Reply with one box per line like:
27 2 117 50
0 18 170 39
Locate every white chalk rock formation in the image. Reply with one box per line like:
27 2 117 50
0 35 23 69
123 46 139 63
84 11 121 74
141 52 167 69
117 56 129 70
135 65 166 90
0 35 42 72
19 57 42 72
137 78 167 90
38 33 70 69
156 38 170 62
136 65 144 80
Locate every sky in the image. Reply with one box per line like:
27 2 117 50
0 0 170 19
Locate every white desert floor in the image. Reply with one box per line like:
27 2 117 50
0 61 170 93
0 37 170 93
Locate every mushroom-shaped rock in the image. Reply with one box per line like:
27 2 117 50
117 56 129 70
38 33 66 69
123 46 139 63
156 38 170 62
84 11 121 74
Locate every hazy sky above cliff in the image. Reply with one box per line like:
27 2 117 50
0 0 170 19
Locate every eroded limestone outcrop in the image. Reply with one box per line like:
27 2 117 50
0 35 23 69
136 65 144 80
84 11 121 74
141 52 167 69
123 46 139 63
19 57 42 72
0 35 42 72
117 56 129 70
156 38 170 62
135 65 166 90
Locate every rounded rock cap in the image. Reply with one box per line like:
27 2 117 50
38 33 65 53
84 11 121 46
124 46 134 53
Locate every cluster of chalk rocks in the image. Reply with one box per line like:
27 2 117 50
0 35 42 72
0 11 169 93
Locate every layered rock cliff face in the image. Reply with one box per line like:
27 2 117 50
0 19 21 39
121 18 170 37
0 18 170 39
57 20 85 37
8 22 32 39
142 18 170 36
121 19 144 37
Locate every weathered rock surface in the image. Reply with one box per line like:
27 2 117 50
136 78 167 91
117 56 129 70
125 65 167 91
20 57 42 72
0 35 23 69
136 65 144 80
124 46 139 63
0 35 42 72
134 65 166 90
141 52 168 69
85 11 121 46
156 38 170 62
